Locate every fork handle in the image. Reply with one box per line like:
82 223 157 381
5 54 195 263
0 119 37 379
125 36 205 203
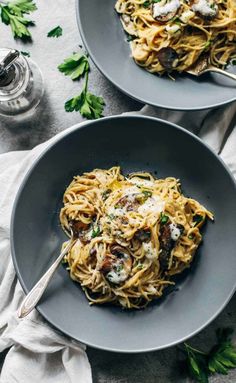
207 67 236 81
18 239 73 319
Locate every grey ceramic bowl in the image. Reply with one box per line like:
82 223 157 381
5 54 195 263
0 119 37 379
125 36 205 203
76 0 236 111
11 115 236 352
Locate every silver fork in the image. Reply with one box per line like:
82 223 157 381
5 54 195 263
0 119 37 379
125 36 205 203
187 56 236 81
18 228 75 318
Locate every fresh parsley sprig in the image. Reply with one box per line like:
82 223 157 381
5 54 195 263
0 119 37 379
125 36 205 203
0 0 37 39
183 328 236 383
65 70 105 119
47 25 63 38
59 51 105 119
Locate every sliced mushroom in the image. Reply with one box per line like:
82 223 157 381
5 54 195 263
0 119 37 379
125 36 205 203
191 0 218 20
134 228 151 242
157 47 179 70
159 222 184 271
70 220 91 244
120 14 137 36
100 246 132 284
152 0 181 23
115 193 143 212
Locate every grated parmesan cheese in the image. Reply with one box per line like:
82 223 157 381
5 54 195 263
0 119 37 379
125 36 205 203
153 0 180 17
192 0 217 17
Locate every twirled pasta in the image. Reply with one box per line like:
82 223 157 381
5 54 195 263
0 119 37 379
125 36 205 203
115 0 236 74
60 167 213 309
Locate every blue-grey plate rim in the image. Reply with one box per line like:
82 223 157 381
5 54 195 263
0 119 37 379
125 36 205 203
10 115 236 353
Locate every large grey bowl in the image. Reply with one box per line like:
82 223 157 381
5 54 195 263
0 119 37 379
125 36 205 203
11 115 236 352
76 0 236 111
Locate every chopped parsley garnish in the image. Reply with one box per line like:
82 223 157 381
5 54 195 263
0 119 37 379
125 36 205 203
142 190 152 199
47 25 63 38
0 0 37 39
91 226 101 238
102 189 112 200
193 215 204 226
116 264 123 273
188 234 194 240
144 0 161 5
21 50 30 57
107 213 115 220
204 40 212 50
127 34 135 42
160 213 169 224
137 262 144 270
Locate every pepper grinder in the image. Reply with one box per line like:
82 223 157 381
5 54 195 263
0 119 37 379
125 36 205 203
0 48 44 117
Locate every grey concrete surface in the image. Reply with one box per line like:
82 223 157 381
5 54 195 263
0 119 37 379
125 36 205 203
0 1 235 382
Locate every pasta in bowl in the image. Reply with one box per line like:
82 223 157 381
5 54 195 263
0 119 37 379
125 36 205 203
115 0 236 74
60 167 213 309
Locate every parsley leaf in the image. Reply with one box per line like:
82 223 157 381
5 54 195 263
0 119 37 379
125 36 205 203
183 328 236 382
127 34 135 42
208 328 236 375
58 52 89 81
47 25 62 38
193 214 204 226
142 190 152 199
91 226 101 238
65 71 105 119
0 0 36 39
143 0 161 5
21 50 30 56
160 212 169 224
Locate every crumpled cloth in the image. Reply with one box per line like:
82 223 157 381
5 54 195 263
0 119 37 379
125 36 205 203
0 123 92 383
0 102 236 383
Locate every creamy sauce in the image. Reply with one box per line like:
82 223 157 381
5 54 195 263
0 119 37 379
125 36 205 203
143 242 157 260
192 0 217 16
129 178 154 188
147 285 157 294
107 268 128 284
123 186 140 195
153 0 180 17
108 206 126 217
138 195 165 215
169 223 181 241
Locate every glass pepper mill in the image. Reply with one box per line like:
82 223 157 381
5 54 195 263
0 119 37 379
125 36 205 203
0 48 44 117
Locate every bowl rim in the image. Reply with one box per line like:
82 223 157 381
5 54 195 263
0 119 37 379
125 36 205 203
76 0 236 112
10 114 236 353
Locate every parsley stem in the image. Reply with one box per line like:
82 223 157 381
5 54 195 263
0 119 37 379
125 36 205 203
184 343 207 356
84 68 89 93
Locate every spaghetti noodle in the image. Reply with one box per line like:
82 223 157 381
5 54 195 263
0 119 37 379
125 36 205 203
60 167 213 308
115 0 236 74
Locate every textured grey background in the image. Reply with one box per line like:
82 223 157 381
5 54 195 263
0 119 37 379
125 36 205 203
0 1 235 382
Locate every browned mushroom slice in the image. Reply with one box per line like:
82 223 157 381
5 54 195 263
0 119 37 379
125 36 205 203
157 47 179 70
70 220 91 243
159 222 184 270
100 246 132 284
191 0 218 20
134 228 151 242
152 0 181 23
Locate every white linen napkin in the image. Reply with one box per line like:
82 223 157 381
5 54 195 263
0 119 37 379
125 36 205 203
0 103 236 383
